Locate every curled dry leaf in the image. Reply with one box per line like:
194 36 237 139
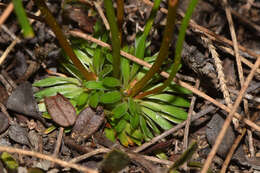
71 106 105 143
6 82 46 124
44 93 76 127
0 112 9 134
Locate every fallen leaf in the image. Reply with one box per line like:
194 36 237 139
100 150 130 173
6 82 46 124
0 112 9 134
71 106 105 143
8 123 30 146
44 93 76 127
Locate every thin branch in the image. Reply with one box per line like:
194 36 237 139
183 79 199 170
0 146 97 173
0 2 13 26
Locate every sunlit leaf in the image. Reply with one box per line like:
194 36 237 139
118 131 129 147
121 46 130 88
75 92 89 106
159 112 183 124
158 104 187 120
83 81 104 90
34 84 82 99
115 119 127 133
33 77 81 87
142 107 173 130
74 49 92 69
131 34 146 79
146 94 190 107
61 62 84 80
102 77 121 88
105 128 116 142
100 91 121 104
112 102 128 119
98 64 113 79
93 47 105 74
89 91 99 108
130 113 139 130
140 116 153 139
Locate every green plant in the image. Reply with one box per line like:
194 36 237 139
33 0 198 146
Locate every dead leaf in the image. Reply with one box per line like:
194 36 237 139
8 123 30 146
0 112 9 134
44 93 76 127
71 106 104 143
6 82 46 124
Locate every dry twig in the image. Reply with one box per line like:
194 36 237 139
0 146 97 173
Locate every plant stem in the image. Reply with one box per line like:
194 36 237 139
129 0 179 97
135 0 198 99
130 0 162 80
104 0 121 78
34 0 96 81
12 0 34 38
117 0 124 46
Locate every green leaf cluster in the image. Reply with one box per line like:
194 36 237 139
33 0 199 147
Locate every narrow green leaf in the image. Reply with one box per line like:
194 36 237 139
44 125 57 134
13 0 34 38
83 81 104 90
131 34 146 79
33 77 81 87
76 92 89 106
169 141 198 171
130 113 139 130
140 116 153 139
62 88 84 99
159 112 183 124
147 94 190 107
100 91 121 104
128 98 141 116
106 54 113 63
169 85 192 95
144 115 161 134
34 84 82 99
93 47 105 74
121 46 130 88
115 119 127 133
112 102 128 119
1 152 18 171
141 101 187 120
102 77 121 88
127 129 143 145
74 49 92 67
118 131 129 147
142 107 173 130
159 105 187 120
140 101 160 112
61 62 84 80
89 91 99 108
98 64 113 79
105 128 116 142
